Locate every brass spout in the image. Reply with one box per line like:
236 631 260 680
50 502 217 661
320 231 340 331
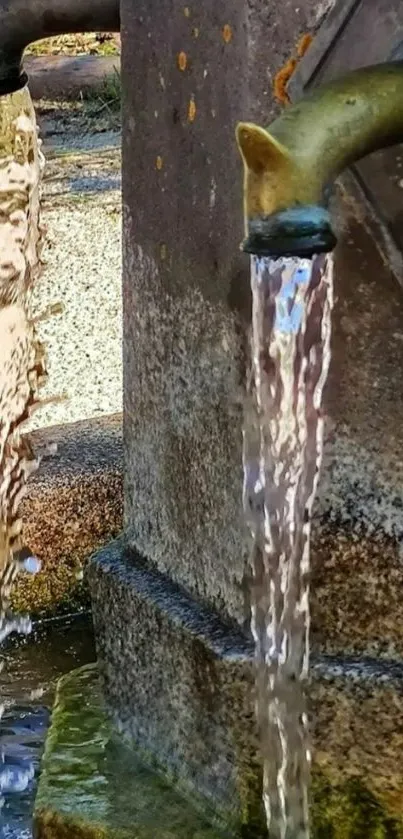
236 61 403 257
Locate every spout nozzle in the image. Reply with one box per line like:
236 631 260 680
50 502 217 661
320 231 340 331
241 206 337 259
237 61 403 258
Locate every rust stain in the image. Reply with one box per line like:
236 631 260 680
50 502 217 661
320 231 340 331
297 33 313 58
222 24 232 44
156 156 163 170
273 32 313 105
188 97 196 123
273 58 297 105
177 51 187 71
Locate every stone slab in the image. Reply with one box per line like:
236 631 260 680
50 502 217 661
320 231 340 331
25 55 121 101
34 664 225 839
121 0 326 628
13 415 123 617
88 539 403 834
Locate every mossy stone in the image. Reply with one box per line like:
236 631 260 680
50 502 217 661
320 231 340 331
33 664 230 839
34 663 403 839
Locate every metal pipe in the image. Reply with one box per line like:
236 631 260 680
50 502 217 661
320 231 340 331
236 61 403 258
0 0 120 96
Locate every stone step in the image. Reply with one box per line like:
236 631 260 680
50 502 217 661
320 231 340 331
34 664 227 839
13 415 123 617
87 539 403 835
25 54 121 101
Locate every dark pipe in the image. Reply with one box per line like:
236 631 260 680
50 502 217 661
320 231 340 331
0 0 120 96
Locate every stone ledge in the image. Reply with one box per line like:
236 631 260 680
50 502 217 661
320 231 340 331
88 538 403 834
25 55 121 101
12 414 123 617
34 664 224 839
34 660 403 839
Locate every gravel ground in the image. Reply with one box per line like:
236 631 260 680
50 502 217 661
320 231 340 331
27 119 122 431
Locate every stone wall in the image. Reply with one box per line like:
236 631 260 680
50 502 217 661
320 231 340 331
122 0 321 629
121 0 403 655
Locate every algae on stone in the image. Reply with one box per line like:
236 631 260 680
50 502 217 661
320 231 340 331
34 664 229 839
311 772 403 839
34 663 403 839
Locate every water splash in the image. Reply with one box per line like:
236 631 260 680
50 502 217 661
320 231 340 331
0 89 49 811
243 254 333 838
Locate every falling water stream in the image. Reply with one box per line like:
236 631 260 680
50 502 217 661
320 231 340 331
0 89 51 818
243 253 334 838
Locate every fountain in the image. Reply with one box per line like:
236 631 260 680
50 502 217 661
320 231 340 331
81 27 403 839
1 0 403 837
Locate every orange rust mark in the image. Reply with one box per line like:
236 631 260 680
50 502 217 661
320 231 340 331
273 32 313 105
156 155 163 170
273 57 297 104
222 24 232 44
297 33 313 58
178 51 187 71
188 97 196 122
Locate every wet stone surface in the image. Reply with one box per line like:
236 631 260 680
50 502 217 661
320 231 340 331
0 615 95 838
89 539 403 835
34 659 403 839
34 664 228 839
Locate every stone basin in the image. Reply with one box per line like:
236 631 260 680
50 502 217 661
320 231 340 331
33 655 403 838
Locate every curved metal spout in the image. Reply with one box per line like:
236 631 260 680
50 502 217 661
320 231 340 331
236 61 403 257
0 0 120 96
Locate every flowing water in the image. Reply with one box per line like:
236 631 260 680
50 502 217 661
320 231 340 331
0 90 47 642
243 253 334 838
0 614 95 838
0 89 56 820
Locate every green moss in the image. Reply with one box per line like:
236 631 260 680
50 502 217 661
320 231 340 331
311 772 403 839
35 665 403 839
34 665 230 839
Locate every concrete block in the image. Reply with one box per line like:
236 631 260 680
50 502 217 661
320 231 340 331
121 0 403 651
88 539 403 834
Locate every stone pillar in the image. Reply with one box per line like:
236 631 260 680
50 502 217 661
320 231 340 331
121 0 319 627
89 0 320 831
84 0 403 833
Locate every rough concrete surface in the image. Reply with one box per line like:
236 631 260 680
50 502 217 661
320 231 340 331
88 538 403 834
121 0 403 657
122 0 304 635
13 415 123 616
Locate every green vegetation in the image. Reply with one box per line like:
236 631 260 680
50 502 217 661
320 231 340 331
25 34 119 57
